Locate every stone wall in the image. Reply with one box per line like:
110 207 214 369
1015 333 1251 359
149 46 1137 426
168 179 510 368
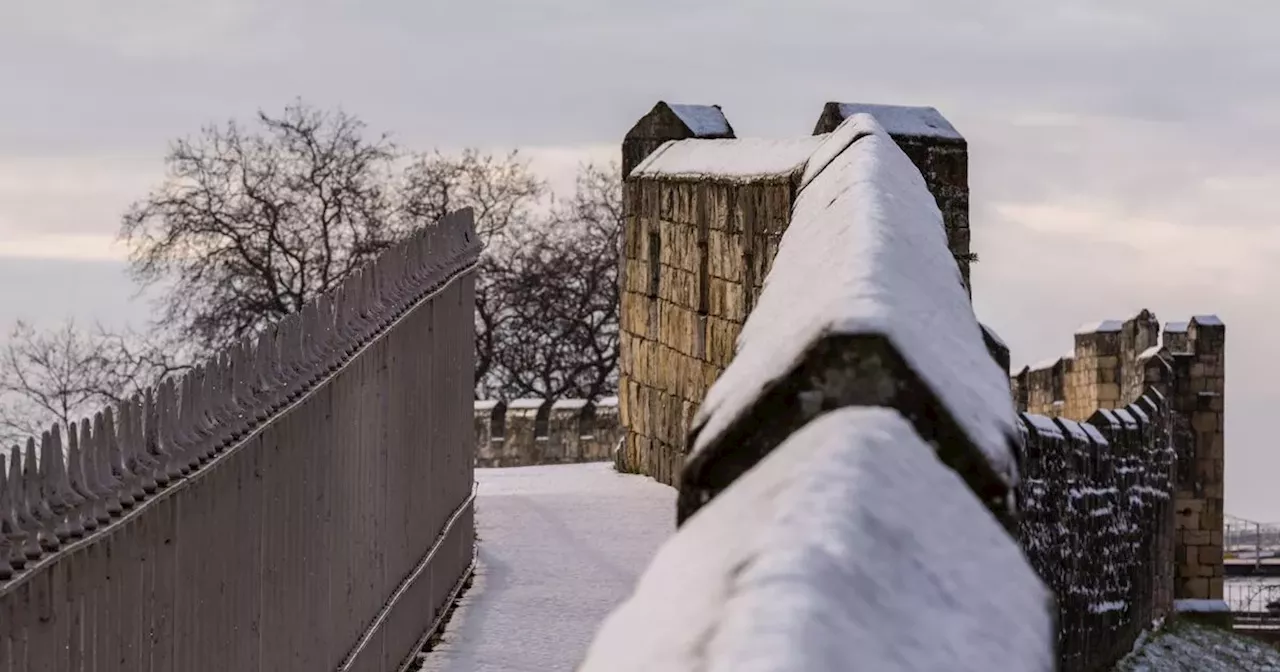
1012 311 1227 602
615 100 971 489
814 102 973 292
580 111 1053 672
473 398 622 467
1017 396 1177 672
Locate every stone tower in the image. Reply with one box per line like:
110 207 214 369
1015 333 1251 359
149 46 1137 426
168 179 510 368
621 102 736 179
814 102 972 295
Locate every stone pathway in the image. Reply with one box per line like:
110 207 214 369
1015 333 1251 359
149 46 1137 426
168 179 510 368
417 462 675 672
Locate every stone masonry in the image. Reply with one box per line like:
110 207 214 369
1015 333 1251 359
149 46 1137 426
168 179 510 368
473 398 622 468
1012 311 1227 601
813 102 973 293
615 101 972 489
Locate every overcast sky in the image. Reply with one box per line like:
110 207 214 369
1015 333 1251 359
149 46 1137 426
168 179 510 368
1 1 1277 518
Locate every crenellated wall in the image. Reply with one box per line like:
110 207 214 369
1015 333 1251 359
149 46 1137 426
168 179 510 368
1012 310 1227 602
473 398 623 467
1017 395 1177 671
586 100 1223 672
615 100 972 489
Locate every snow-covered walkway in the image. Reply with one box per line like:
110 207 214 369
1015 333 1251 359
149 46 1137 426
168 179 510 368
419 462 676 672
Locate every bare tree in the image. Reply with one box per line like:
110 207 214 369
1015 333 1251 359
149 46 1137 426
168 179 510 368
481 163 621 402
116 98 619 404
120 100 410 354
401 149 547 394
401 148 546 246
0 321 188 445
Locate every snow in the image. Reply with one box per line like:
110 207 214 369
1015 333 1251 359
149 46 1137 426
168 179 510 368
1175 599 1231 613
419 463 675 672
1076 319 1124 334
474 400 501 411
689 113 1018 484
1112 407 1139 429
1022 413 1063 439
831 103 964 141
1089 600 1127 614
630 137 823 181
1128 404 1150 423
551 398 591 410
505 398 545 411
1138 345 1164 360
1028 356 1062 372
577 408 1054 672
1055 418 1091 443
1095 408 1120 427
1164 321 1190 333
1115 619 1280 671
1192 314 1225 327
798 114 873 190
597 396 619 407
667 104 732 137
1080 421 1109 446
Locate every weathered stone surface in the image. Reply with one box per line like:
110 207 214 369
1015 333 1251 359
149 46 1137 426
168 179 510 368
1011 311 1226 603
474 398 623 468
580 409 1055 672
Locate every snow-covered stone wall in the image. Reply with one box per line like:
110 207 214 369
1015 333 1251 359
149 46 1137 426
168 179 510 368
582 113 1056 670
473 398 622 467
1012 312 1227 605
1016 395 1177 672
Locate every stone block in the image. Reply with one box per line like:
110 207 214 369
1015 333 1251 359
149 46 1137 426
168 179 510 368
1181 578 1210 600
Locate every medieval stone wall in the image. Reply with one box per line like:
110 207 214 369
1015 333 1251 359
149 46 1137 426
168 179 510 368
615 176 795 487
473 398 622 468
615 101 969 489
1012 311 1227 602
1017 396 1176 672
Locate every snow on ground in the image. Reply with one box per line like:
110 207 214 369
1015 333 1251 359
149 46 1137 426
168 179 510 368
1115 620 1280 671
418 462 675 672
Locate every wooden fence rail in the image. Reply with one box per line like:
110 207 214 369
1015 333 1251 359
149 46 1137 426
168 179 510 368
0 209 482 672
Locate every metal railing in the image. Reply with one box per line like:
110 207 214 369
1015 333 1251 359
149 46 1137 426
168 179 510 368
0 209 482 671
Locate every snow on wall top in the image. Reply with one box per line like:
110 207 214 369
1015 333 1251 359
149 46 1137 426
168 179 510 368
630 136 824 181
1192 314 1224 327
1112 407 1139 429
1056 418 1091 443
1022 414 1063 439
667 104 732 137
689 113 1018 484
1028 356 1063 372
1080 421 1108 445
473 397 618 411
1164 321 1189 333
576 408 1054 672
832 102 964 141
1076 320 1124 334
507 398 546 411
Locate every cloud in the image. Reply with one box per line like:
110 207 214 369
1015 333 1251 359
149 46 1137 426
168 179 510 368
0 0 1277 517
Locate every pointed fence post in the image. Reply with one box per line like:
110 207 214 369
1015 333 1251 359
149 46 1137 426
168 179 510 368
45 425 84 542
0 452 20 578
66 420 100 534
7 445 40 564
25 437 60 552
95 411 125 518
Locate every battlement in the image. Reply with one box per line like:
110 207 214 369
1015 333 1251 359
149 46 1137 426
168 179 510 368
1012 310 1227 601
616 100 974 487
473 398 623 467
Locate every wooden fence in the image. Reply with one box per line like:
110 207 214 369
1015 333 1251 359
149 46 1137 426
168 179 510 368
0 209 482 671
